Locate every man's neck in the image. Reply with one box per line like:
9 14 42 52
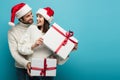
19 22 32 28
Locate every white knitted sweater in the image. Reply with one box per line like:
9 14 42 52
8 22 31 68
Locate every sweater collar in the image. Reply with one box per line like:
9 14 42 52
19 22 32 28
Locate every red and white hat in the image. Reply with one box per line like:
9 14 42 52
36 7 54 23
8 3 32 27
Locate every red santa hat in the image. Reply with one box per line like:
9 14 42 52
36 7 54 23
8 3 32 27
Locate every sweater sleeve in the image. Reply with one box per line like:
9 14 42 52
57 57 69 65
18 27 34 55
8 31 30 68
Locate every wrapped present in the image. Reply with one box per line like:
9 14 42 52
31 58 57 76
43 23 78 59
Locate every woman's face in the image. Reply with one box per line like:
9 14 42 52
36 14 44 26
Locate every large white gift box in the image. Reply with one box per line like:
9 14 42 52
43 23 78 59
31 58 57 76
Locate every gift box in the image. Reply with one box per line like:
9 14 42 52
43 23 78 59
31 58 57 76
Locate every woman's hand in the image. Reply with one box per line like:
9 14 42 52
31 38 43 50
49 55 60 65
72 43 78 51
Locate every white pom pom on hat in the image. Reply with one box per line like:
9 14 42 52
8 22 15 27
8 3 32 27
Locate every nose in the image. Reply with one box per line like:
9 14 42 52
36 17 40 22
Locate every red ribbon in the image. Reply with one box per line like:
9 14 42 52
52 25 77 54
31 59 56 76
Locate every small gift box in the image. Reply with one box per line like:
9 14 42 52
31 58 57 76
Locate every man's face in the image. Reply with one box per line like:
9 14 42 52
20 11 33 24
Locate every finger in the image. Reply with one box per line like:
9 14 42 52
37 41 42 45
38 38 43 41
39 38 43 42
38 40 43 45
36 41 40 44
27 68 31 77
39 37 43 40
27 63 32 76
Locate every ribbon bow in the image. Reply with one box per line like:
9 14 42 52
52 25 77 54
62 31 73 46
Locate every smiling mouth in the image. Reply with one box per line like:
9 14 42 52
29 19 33 22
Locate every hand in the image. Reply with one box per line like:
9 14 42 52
49 55 57 59
72 43 78 51
32 38 43 49
26 62 31 76
49 55 59 65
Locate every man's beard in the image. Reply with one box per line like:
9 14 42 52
22 19 33 24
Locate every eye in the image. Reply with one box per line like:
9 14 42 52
39 15 43 18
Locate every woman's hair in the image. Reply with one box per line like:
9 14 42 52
38 18 50 33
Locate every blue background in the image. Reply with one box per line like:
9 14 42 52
0 0 120 80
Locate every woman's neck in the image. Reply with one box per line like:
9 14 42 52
38 26 43 32
41 26 43 32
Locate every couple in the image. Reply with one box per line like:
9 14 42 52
8 2 77 80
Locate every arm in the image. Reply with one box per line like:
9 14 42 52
18 32 34 55
18 33 44 55
58 43 78 65
8 31 30 68
57 43 78 65
18 25 43 55
57 56 69 65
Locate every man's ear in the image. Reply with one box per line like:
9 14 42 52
19 17 24 22
20 18 23 22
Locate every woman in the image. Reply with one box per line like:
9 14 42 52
18 7 68 80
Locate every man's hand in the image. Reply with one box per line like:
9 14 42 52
26 62 31 76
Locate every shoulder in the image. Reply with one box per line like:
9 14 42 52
8 24 21 37
8 27 16 35
8 27 16 39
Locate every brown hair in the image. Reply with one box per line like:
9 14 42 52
38 18 50 33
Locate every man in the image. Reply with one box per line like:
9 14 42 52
8 3 33 80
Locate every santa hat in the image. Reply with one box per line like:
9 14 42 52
8 3 32 27
36 7 54 23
